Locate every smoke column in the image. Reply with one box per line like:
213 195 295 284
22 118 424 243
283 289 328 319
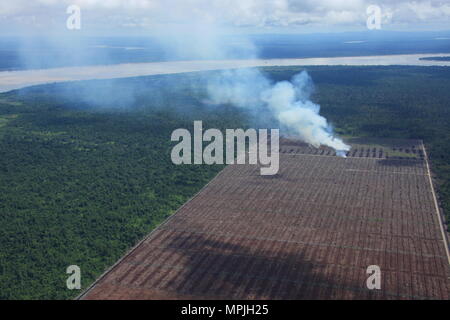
10 1 350 155
207 68 351 155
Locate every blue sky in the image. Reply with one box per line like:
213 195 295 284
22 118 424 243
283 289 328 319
1 0 450 36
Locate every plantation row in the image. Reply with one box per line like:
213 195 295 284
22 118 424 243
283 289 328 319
82 141 450 300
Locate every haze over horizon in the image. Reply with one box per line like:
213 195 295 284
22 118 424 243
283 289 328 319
1 0 450 36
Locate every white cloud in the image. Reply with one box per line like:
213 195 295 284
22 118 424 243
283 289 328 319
1 0 449 33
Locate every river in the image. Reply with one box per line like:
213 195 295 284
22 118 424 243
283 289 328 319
1 53 450 93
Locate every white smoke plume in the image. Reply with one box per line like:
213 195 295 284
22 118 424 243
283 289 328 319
207 68 351 154
6 1 349 157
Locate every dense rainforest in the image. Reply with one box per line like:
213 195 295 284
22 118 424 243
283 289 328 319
420 56 450 61
0 66 449 299
0 74 248 299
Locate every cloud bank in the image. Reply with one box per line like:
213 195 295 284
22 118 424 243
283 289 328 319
1 0 450 34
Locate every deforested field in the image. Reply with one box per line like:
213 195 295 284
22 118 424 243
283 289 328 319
80 138 450 300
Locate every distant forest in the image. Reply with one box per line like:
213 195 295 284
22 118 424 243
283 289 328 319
420 56 450 61
0 65 449 299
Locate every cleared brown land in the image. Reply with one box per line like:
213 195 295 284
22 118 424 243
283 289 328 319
80 139 450 300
